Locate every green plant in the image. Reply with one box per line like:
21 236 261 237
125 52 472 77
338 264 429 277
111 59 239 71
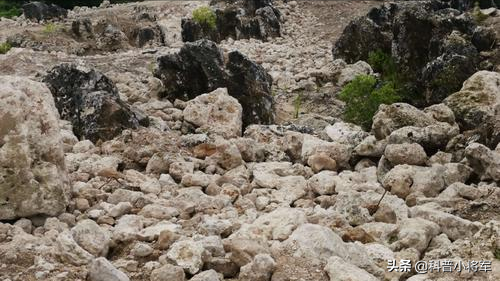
339 75 400 130
43 23 59 34
0 0 21 18
494 248 500 260
368 50 398 80
192 6 217 30
0 42 11 54
293 92 302 119
472 1 488 24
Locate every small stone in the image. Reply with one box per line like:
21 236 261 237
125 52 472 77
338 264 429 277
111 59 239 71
341 227 375 244
166 239 206 274
14 218 33 234
157 230 180 250
72 219 112 257
150 264 185 281
131 242 154 258
373 205 397 224
89 257 130 281
75 198 90 211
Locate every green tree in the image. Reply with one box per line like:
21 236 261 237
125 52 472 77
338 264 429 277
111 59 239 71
339 75 400 130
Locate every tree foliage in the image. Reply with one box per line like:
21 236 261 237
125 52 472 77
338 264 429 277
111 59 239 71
339 75 400 130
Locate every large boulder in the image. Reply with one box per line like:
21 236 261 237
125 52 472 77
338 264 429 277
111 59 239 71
0 76 69 219
154 39 273 126
43 64 149 142
22 1 67 22
333 1 486 106
182 0 281 43
183 88 243 138
444 71 500 148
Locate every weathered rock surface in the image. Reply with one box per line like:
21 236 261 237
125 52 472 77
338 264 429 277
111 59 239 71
183 88 242 138
333 1 486 106
0 76 69 220
154 39 273 126
22 2 67 22
444 71 500 147
182 0 281 43
43 64 148 142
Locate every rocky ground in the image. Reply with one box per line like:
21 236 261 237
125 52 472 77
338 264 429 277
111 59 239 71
1 0 500 281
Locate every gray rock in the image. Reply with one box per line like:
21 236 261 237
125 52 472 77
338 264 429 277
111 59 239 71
0 76 69 220
183 88 242 138
43 64 148 142
71 219 111 257
166 239 206 275
384 143 428 166
89 257 130 281
150 264 185 281
325 256 377 281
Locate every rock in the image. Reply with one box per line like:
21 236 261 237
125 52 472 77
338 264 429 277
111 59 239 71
410 204 482 240
231 207 307 241
56 231 94 265
307 152 337 173
372 103 435 140
43 64 148 142
22 2 67 22
391 218 440 253
154 40 273 126
464 142 500 181
131 242 154 258
333 11 391 64
207 140 244 170
225 50 274 126
325 256 377 281
384 143 428 166
138 204 179 220
444 71 500 147
0 76 69 220
337 61 374 87
89 257 130 281
150 264 185 281
224 238 271 267
325 121 369 147
183 88 242 138
138 222 181 242
271 256 329 281
71 219 111 257
334 2 482 106
182 0 281 43
169 161 195 182
239 254 276 281
421 31 480 105
166 239 206 275
301 135 351 169
387 123 459 154
157 230 180 250
373 205 397 224
190 270 221 281
113 215 144 242
355 136 387 157
472 26 497 52
279 224 348 263
308 171 337 195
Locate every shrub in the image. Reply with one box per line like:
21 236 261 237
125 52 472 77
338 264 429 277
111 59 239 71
293 92 302 119
0 42 11 54
0 0 21 18
43 23 59 34
339 75 400 130
192 6 217 30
